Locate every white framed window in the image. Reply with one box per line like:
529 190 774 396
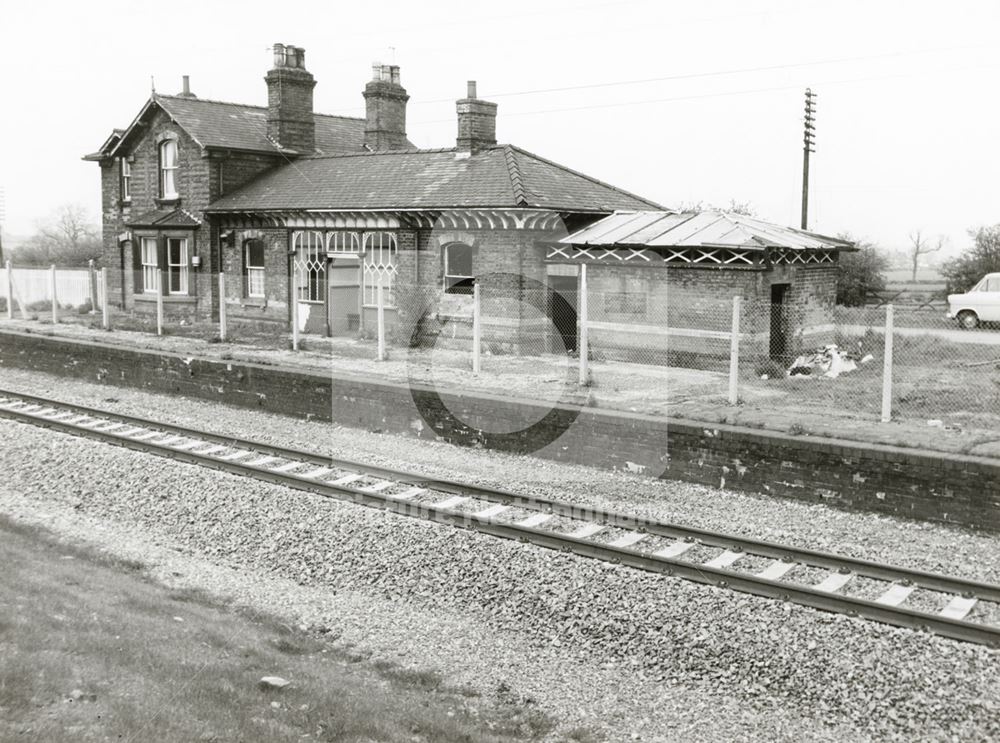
140 237 158 293
327 231 361 255
120 157 131 202
363 232 398 307
292 231 325 302
444 243 474 294
159 139 179 199
167 237 188 294
244 239 266 298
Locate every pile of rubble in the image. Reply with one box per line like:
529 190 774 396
786 344 875 379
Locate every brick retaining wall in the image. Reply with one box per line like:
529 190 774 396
0 328 996 532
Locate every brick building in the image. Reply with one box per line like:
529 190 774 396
553 210 853 364
85 42 850 358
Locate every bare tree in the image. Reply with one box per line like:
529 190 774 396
907 229 943 282
676 198 757 217
15 204 101 266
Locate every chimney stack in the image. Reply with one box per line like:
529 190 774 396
363 63 409 151
456 80 497 154
265 43 316 153
176 75 197 98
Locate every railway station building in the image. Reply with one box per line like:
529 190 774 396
85 42 852 362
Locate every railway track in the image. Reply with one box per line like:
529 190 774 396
1 387 998 647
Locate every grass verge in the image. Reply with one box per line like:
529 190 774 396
0 514 563 742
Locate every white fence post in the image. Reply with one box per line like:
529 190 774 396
881 304 894 423
472 281 482 374
376 281 386 361
49 265 58 324
218 273 227 342
4 260 12 320
88 259 98 313
728 296 741 405
100 268 110 330
578 264 589 386
292 286 299 351
156 270 164 336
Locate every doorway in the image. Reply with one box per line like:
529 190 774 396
547 276 578 353
328 257 361 336
769 283 790 361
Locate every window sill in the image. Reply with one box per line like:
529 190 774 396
240 297 268 308
156 197 181 207
135 294 197 304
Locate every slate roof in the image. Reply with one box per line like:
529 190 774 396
560 210 855 251
153 95 367 154
95 95 369 159
206 145 663 213
127 207 203 228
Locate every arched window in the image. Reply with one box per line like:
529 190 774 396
159 139 179 199
444 243 475 294
244 238 266 298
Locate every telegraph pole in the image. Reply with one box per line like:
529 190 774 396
801 88 816 230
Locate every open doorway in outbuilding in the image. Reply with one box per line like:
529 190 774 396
547 275 578 354
770 283 790 361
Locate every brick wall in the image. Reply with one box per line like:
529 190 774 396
221 228 290 328
584 261 840 368
2 327 996 532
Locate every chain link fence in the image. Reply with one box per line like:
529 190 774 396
4 264 1000 445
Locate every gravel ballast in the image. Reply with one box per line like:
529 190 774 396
1 369 999 741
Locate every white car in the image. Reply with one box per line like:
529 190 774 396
947 273 1000 329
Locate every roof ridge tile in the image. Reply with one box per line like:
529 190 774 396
507 145 664 210
503 145 528 206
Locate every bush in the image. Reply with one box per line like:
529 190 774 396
941 224 1000 294
836 238 889 306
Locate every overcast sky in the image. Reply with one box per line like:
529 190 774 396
1 0 998 255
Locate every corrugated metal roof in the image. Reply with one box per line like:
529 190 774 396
560 210 854 250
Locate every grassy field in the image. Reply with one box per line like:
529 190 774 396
0 515 565 743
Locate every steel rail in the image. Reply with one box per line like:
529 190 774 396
0 388 998 647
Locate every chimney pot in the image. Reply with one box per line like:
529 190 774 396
272 43 286 68
176 75 196 98
390 65 401 85
371 62 381 80
467 80 477 99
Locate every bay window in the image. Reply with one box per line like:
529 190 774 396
140 238 158 293
167 238 188 294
